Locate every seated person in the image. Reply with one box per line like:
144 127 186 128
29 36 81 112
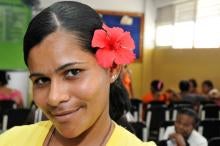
142 80 166 103
188 78 199 94
0 70 23 108
164 89 181 105
178 80 195 102
201 80 220 106
159 108 207 146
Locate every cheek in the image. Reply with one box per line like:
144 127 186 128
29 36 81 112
75 71 110 101
32 88 48 108
186 126 193 132
77 78 109 102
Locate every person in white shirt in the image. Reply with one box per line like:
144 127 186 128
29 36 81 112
160 108 207 146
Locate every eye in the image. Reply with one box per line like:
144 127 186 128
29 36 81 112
65 69 81 78
33 77 50 87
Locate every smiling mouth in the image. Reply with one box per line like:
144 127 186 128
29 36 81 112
51 107 82 122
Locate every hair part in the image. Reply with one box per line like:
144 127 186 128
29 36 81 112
23 1 102 65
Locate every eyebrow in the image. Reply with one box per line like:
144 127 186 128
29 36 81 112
29 62 84 79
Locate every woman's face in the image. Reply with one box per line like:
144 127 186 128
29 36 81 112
28 31 112 138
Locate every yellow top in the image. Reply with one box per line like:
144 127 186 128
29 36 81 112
0 121 156 146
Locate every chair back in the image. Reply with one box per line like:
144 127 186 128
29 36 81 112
158 121 174 141
168 101 193 121
130 121 147 141
130 99 143 122
208 137 220 146
201 104 220 120
2 108 31 131
145 106 169 142
198 119 220 141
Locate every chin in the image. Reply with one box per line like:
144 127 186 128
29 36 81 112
56 126 82 138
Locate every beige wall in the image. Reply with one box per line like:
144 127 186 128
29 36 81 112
37 0 220 100
128 49 154 99
152 49 220 92
130 48 220 99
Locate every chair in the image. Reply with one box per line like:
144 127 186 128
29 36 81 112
208 137 220 146
147 101 166 108
198 100 216 118
0 100 17 127
143 101 167 121
130 121 147 141
198 119 220 141
145 105 169 142
0 100 17 114
158 121 174 141
201 104 220 120
168 101 193 121
130 99 143 122
2 108 31 131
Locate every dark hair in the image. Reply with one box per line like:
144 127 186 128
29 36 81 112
23 1 102 64
150 80 164 92
110 78 131 120
202 80 213 89
179 80 190 92
0 70 10 86
23 1 130 122
189 78 197 88
177 108 200 128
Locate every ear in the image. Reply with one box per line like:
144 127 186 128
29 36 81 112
109 64 122 83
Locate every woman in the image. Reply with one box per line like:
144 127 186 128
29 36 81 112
0 1 155 146
142 80 166 103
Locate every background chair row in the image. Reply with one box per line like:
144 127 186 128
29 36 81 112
129 99 220 143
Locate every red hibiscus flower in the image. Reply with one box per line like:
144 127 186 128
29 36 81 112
91 24 135 68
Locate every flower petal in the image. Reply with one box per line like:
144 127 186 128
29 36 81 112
118 32 135 50
103 25 124 42
92 24 136 68
114 48 136 65
96 49 115 68
92 29 108 48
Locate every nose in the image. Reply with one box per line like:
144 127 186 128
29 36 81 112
176 123 185 132
47 79 70 106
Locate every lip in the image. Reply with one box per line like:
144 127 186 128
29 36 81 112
51 107 81 122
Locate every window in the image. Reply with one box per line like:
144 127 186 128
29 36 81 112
155 0 220 49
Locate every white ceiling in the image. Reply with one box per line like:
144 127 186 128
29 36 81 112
154 0 193 8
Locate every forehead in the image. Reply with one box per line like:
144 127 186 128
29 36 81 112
32 30 82 52
27 30 96 72
176 113 194 124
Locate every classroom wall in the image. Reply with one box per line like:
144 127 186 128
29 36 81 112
151 49 220 92
2 0 220 100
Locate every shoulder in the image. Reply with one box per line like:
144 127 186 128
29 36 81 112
0 121 52 146
166 126 175 132
107 123 156 146
188 130 207 146
163 126 175 140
